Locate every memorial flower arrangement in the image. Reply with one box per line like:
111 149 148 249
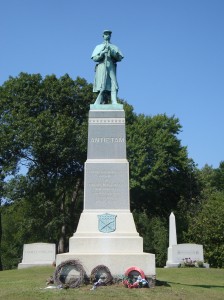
179 258 204 268
50 260 153 289
122 275 149 288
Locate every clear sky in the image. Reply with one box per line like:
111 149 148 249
1 0 224 169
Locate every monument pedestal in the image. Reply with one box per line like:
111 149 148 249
56 105 155 276
57 209 155 275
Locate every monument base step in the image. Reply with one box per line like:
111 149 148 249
69 235 143 253
56 252 155 276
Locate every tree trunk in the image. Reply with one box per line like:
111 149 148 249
58 193 66 254
58 224 66 254
71 178 81 209
57 178 82 254
70 178 82 230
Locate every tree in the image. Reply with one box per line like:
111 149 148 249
0 172 4 270
0 73 93 259
126 113 199 218
182 162 224 268
185 191 224 267
212 161 224 191
124 109 200 262
133 210 168 267
1 198 26 269
0 82 21 269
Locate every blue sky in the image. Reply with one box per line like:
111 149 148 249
1 0 224 169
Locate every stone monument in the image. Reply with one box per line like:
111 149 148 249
166 212 204 267
56 31 155 277
18 243 56 269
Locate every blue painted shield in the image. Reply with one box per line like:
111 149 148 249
98 213 117 233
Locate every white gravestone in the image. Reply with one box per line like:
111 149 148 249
166 212 204 267
170 243 204 264
18 243 56 269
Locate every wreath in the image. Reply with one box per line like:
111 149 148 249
90 265 113 285
123 267 148 288
124 266 145 278
54 259 87 288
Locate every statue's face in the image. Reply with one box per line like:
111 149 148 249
103 33 111 41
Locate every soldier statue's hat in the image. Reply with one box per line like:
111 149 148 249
103 30 112 35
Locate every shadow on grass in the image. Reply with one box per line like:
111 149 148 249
167 281 224 289
156 280 171 287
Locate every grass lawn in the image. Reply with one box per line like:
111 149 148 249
0 266 223 300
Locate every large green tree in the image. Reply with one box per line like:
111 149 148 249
0 82 21 269
185 190 224 267
0 73 93 259
124 112 200 265
133 210 168 267
126 113 199 219
212 161 224 191
183 162 224 267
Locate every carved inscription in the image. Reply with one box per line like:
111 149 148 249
85 165 129 209
90 137 125 143
175 247 203 261
177 251 199 255
24 250 53 254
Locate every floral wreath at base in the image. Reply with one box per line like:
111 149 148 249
54 259 87 288
124 266 145 278
123 267 148 288
90 265 113 285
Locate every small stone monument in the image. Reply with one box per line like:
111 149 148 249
56 30 155 278
18 243 56 269
165 212 204 267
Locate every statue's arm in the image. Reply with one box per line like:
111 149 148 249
109 47 124 62
91 44 108 62
92 53 104 62
111 52 123 62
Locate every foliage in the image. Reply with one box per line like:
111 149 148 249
182 162 224 268
212 161 224 191
0 81 22 269
184 190 224 268
133 211 168 267
1 203 25 269
0 73 93 266
126 113 199 218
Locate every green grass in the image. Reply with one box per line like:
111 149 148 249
0 266 223 300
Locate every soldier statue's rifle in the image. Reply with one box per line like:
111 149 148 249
98 40 109 104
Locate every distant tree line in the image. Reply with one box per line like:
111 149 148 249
0 73 223 270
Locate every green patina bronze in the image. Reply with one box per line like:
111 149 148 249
91 30 124 106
